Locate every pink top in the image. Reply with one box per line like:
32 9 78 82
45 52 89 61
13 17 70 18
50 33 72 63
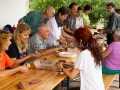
103 42 120 70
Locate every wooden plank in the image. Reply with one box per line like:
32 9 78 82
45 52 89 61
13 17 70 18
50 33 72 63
102 74 117 90
0 53 77 90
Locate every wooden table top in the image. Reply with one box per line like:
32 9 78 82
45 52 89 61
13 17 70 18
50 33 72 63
0 53 77 90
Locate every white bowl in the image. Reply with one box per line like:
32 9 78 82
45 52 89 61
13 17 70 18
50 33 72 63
59 52 77 58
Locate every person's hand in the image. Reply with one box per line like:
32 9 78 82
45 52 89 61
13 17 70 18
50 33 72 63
91 26 96 29
90 25 96 29
18 66 29 73
30 51 41 58
97 29 106 34
67 42 75 48
71 37 76 42
23 63 31 68
56 62 64 69
56 47 65 51
60 35 65 40
65 36 75 42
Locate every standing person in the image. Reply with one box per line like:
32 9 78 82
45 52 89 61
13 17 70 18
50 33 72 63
47 6 74 46
56 27 105 90
63 2 78 35
0 30 30 77
98 2 120 44
102 29 120 74
75 7 84 29
81 5 96 29
6 24 41 65
19 6 55 35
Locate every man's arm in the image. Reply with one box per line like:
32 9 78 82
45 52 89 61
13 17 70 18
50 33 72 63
18 19 24 24
37 47 64 55
61 32 74 41
63 25 74 34
20 11 35 24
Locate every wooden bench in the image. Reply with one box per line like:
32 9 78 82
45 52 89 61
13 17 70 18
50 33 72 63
102 74 117 90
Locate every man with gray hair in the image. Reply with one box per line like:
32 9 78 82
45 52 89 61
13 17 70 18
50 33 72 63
27 24 63 62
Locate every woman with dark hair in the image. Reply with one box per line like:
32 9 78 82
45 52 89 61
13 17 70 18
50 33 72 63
75 7 84 29
81 5 96 29
56 27 105 90
47 6 74 46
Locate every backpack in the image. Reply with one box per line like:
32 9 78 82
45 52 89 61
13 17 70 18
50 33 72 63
3 24 16 33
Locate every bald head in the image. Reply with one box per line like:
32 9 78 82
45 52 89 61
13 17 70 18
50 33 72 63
38 24 49 31
46 6 54 11
46 6 55 18
38 24 50 40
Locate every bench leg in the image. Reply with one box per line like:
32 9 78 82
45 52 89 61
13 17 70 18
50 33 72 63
67 77 70 89
119 74 120 88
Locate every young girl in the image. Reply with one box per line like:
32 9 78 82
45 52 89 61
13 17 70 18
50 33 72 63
56 27 105 90
6 24 41 65
75 7 84 29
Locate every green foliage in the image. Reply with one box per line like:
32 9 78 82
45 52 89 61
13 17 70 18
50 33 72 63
30 0 120 27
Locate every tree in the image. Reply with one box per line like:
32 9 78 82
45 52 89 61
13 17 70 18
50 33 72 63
30 0 120 27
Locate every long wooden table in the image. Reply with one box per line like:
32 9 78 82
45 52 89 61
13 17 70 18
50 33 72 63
0 53 77 90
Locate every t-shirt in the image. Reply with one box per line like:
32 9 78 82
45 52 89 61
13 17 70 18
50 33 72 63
81 13 90 25
6 40 27 65
74 49 104 90
47 16 62 46
75 17 84 29
22 11 48 35
0 52 13 70
28 33 49 54
103 42 120 70
63 14 76 32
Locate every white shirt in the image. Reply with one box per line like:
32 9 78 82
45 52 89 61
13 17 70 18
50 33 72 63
75 17 84 29
47 16 61 46
74 49 105 90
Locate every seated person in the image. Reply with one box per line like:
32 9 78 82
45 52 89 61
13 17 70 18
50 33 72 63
102 28 120 74
56 27 104 90
27 24 64 63
47 6 74 46
6 24 41 65
0 30 30 78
